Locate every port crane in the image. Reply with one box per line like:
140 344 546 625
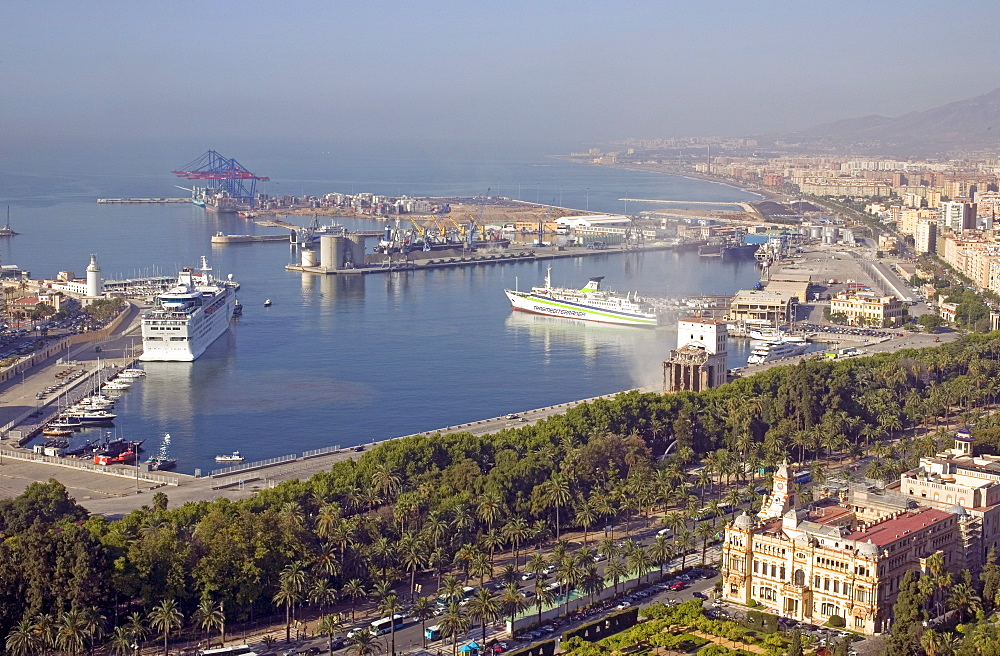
172 150 269 207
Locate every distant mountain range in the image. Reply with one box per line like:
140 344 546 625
796 87 1000 155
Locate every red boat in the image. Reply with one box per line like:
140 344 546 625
95 448 137 465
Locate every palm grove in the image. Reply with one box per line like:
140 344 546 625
4 333 1000 655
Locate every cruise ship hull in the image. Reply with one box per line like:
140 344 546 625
139 265 238 362
505 290 658 326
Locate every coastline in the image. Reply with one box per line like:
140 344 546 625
550 155 780 203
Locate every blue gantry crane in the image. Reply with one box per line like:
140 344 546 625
172 150 269 207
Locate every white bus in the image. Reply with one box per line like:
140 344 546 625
370 615 404 636
200 647 255 656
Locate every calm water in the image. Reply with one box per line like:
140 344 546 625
1 143 762 472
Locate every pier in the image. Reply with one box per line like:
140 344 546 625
286 242 679 276
211 234 292 245
97 198 190 204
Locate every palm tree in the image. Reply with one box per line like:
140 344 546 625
317 615 345 655
342 580 366 621
695 522 716 565
480 529 505 566
477 492 504 534
398 533 426 601
502 517 530 570
192 598 224 648
148 599 184 656
605 559 627 595
580 567 605 605
574 499 597 547
6 618 39 656
348 630 382 656
627 546 653 586
525 554 547 582
32 614 57 654
532 580 556 625
371 462 402 501
275 578 302 643
106 626 133 656
649 536 673 580
497 584 525 631
410 597 437 649
948 582 982 622
439 602 470 656
440 574 464 605
466 589 500 646
544 473 572 541
81 607 106 656
377 594 402 656
125 613 147 646
468 551 491 587
310 578 339 617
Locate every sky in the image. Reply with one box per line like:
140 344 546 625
3 0 999 150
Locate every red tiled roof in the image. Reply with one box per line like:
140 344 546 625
845 507 953 547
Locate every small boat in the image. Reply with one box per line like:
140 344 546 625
263 299 272 307
42 428 73 437
102 379 132 391
145 456 177 471
50 416 84 430
232 300 243 317
119 369 146 378
215 451 245 462
0 207 19 237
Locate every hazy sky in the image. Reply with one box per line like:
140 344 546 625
3 0 998 148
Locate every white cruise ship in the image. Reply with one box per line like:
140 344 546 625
504 268 658 327
139 257 239 362
747 340 809 365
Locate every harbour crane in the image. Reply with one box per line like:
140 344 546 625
172 150 269 207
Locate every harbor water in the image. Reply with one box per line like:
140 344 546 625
2 142 764 473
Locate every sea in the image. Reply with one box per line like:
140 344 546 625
1 139 768 473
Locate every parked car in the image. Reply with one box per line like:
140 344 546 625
669 581 686 591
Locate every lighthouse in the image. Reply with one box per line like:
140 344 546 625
86 254 103 298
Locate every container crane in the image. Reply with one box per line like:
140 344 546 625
172 150 269 207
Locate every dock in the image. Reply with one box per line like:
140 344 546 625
211 234 291 245
286 243 678 275
97 198 190 204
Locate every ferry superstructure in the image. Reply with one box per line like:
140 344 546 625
504 268 658 327
139 257 239 362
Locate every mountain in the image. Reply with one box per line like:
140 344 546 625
800 87 1000 154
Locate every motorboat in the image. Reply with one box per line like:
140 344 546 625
215 451 245 462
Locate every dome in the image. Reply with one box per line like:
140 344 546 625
733 512 753 529
856 540 879 557
949 503 968 517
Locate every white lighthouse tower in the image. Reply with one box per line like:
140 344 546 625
86 254 103 298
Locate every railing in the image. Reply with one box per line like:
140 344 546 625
209 453 297 477
301 445 340 458
0 448 179 486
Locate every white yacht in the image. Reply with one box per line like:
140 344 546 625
747 341 809 365
140 257 239 362
749 328 807 344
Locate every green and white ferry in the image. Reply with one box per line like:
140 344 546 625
505 268 659 327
